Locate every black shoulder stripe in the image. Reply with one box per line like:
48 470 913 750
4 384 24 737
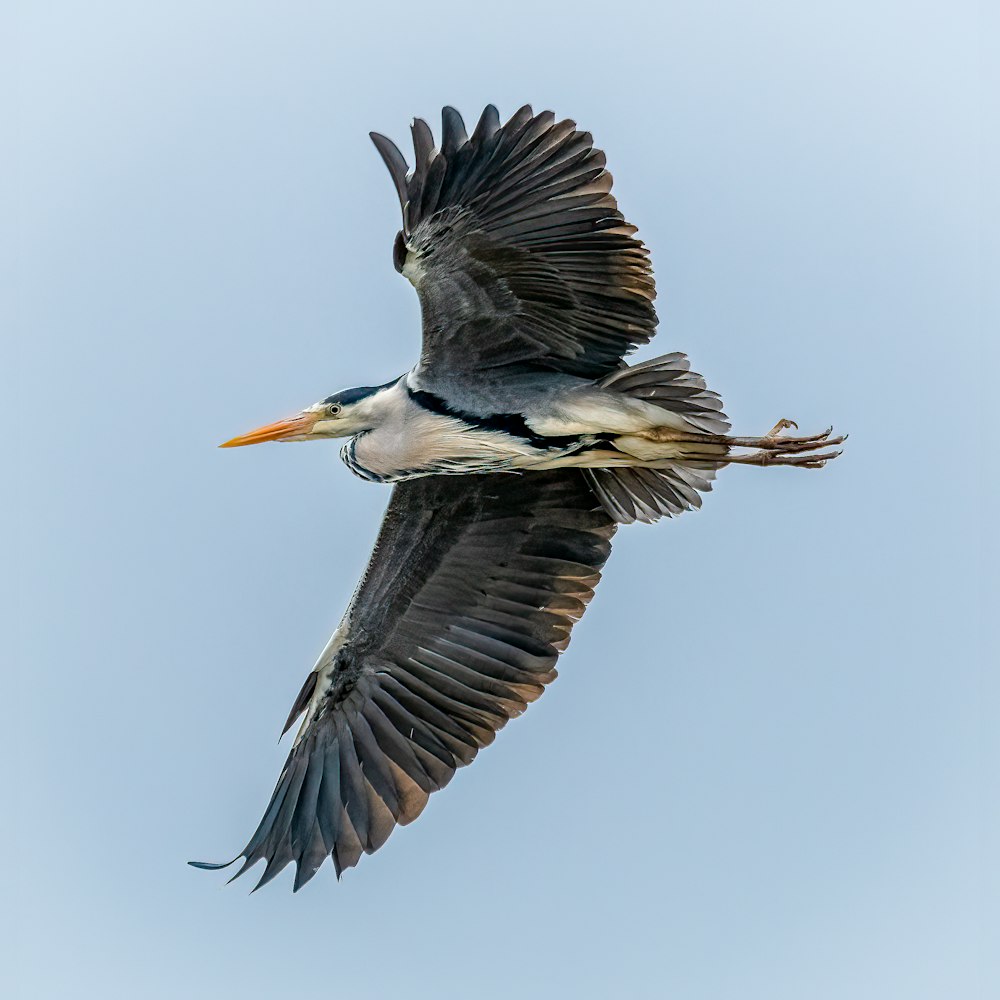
406 386 582 451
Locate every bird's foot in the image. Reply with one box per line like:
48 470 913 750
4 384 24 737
724 447 843 469
657 420 845 468
725 422 844 453
725 420 844 467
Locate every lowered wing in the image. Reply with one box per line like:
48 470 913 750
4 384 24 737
193 470 616 891
370 105 658 385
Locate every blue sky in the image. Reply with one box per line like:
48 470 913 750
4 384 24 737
10 2 996 998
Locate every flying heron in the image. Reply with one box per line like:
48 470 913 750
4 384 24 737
192 105 842 891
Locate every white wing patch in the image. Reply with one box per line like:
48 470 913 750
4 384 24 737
294 623 351 745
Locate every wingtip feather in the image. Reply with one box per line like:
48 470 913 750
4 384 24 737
187 858 236 871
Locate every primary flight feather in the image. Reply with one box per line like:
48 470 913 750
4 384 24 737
192 105 842 891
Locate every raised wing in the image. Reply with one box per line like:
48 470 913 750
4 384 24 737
370 105 658 382
193 471 615 891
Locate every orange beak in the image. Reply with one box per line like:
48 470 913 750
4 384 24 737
219 412 318 448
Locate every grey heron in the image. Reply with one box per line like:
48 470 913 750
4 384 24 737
192 105 842 891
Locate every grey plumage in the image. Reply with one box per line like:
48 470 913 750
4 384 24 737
597 353 728 435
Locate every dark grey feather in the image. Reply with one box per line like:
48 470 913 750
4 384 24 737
372 106 658 382
440 106 468 154
369 132 408 208
191 471 615 890
584 463 719 525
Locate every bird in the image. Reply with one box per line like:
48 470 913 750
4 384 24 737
191 104 843 892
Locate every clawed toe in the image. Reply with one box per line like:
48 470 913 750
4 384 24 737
766 418 799 438
767 432 845 453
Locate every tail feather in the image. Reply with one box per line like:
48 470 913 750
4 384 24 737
584 461 719 524
586 352 728 523
599 352 730 434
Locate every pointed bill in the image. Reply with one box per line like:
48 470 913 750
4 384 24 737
219 413 318 448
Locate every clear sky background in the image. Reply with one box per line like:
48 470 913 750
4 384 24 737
9 2 997 998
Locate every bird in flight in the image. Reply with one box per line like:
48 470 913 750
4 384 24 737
192 105 842 892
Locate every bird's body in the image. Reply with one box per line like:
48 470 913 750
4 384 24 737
195 104 843 891
329 363 725 484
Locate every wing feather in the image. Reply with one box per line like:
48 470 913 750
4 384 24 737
370 105 657 382
193 471 615 890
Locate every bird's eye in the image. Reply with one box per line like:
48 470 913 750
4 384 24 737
327 403 342 417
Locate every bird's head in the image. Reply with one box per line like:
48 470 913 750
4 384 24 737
219 385 387 448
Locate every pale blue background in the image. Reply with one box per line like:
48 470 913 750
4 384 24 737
9 2 997 998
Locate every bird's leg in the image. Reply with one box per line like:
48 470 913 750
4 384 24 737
645 422 845 452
